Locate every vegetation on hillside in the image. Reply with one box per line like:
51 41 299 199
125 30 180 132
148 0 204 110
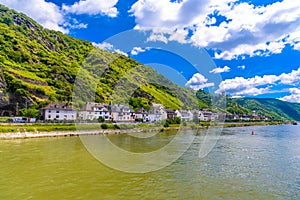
0 4 299 121
0 4 204 114
235 98 300 121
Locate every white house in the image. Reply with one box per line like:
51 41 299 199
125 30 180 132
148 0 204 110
41 102 76 121
148 104 167 122
111 104 135 122
175 110 193 121
199 110 219 121
135 108 149 122
78 102 110 121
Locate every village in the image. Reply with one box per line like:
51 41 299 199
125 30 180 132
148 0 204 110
26 102 271 124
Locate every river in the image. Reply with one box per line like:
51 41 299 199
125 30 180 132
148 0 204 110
0 125 299 199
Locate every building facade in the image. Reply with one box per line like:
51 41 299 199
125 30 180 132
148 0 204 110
78 102 110 121
41 102 76 121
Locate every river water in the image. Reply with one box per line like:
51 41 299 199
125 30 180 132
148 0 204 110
0 125 299 199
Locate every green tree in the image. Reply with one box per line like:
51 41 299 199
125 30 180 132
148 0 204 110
19 108 39 118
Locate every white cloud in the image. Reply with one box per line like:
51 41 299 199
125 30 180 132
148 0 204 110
0 0 68 33
130 0 300 60
210 66 230 74
144 28 189 44
130 47 150 55
216 67 300 97
237 65 246 69
279 68 300 85
147 32 169 43
294 43 300 50
114 49 128 57
63 18 88 29
279 88 300 103
62 0 119 17
92 42 127 56
92 42 114 50
185 73 214 90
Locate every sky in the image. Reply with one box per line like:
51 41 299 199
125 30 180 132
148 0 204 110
1 0 300 103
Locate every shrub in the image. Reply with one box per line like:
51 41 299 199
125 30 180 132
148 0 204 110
97 116 104 123
163 121 169 128
101 123 108 129
113 124 120 129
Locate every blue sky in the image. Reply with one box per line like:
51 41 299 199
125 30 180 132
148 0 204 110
1 0 300 103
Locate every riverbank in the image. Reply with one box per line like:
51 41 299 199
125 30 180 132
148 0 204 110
0 121 286 139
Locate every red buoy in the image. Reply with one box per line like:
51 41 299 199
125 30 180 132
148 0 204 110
252 130 255 135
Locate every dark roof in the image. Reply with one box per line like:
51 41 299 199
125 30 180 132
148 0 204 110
41 102 75 111
84 102 109 112
135 108 148 114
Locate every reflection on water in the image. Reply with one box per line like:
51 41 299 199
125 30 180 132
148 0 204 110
0 125 299 199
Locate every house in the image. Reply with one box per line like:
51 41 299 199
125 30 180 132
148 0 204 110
175 110 193 121
111 104 135 122
165 109 176 120
200 109 218 121
135 108 149 122
41 102 76 121
78 102 110 121
148 104 167 122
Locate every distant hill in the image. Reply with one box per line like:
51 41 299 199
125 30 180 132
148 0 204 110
196 90 300 121
235 98 300 121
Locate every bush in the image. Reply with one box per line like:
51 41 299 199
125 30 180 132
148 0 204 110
135 118 143 122
97 117 104 123
101 123 108 129
35 87 46 95
173 116 181 124
163 121 169 128
113 124 120 129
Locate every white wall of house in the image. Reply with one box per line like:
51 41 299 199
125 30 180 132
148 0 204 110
135 113 149 122
45 109 76 121
79 110 110 121
175 110 193 121
112 112 135 122
148 113 162 122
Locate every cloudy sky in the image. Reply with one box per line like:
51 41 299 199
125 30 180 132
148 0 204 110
1 0 300 103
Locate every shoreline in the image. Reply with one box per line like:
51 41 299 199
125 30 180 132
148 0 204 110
0 121 286 140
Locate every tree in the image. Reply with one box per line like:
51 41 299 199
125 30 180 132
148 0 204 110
19 108 39 118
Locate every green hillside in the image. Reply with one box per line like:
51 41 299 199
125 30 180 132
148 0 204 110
195 90 300 121
235 98 300 121
1 4 300 121
0 4 203 114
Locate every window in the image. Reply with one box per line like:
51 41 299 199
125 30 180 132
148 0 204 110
56 115 59 119
48 115 51 118
48 110 51 113
56 110 59 113
64 115 67 118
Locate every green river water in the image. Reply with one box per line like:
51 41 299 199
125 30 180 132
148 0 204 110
0 125 299 199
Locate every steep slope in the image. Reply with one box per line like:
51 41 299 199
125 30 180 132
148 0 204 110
0 4 93 108
0 4 203 114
